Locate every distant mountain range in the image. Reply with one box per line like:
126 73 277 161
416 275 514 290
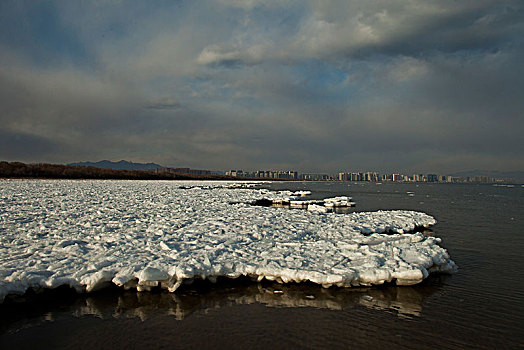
450 170 524 182
69 160 165 171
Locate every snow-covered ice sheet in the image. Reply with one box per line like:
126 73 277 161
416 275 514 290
0 180 456 302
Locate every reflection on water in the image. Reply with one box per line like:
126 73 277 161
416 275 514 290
103 282 429 320
1 276 446 335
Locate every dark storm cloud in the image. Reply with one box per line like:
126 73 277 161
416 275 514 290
197 1 523 66
334 2 524 60
0 0 522 173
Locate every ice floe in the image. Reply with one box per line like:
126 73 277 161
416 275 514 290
252 191 355 210
323 196 356 208
0 180 456 302
307 204 329 213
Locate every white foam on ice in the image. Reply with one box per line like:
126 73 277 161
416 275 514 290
0 180 456 302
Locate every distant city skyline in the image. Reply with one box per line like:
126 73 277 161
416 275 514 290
224 168 520 183
69 159 524 182
1 1 523 173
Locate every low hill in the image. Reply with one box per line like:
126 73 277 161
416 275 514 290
0 161 234 180
68 160 164 171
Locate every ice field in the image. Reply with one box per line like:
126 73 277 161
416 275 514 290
0 180 456 302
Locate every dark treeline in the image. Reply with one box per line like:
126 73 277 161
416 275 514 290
0 161 244 181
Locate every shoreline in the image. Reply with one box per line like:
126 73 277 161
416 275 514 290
0 161 245 181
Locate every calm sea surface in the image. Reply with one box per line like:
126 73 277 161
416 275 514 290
1 181 523 349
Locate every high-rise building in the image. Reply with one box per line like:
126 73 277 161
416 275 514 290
339 172 350 181
427 174 439 182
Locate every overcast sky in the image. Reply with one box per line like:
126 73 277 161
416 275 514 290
1 0 522 173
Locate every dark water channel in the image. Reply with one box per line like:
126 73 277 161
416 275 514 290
1 182 523 349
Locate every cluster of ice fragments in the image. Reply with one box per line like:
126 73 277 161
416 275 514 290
0 180 456 302
259 190 355 212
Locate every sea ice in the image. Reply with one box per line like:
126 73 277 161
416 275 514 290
258 192 354 209
307 204 329 213
0 180 456 302
323 196 355 207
